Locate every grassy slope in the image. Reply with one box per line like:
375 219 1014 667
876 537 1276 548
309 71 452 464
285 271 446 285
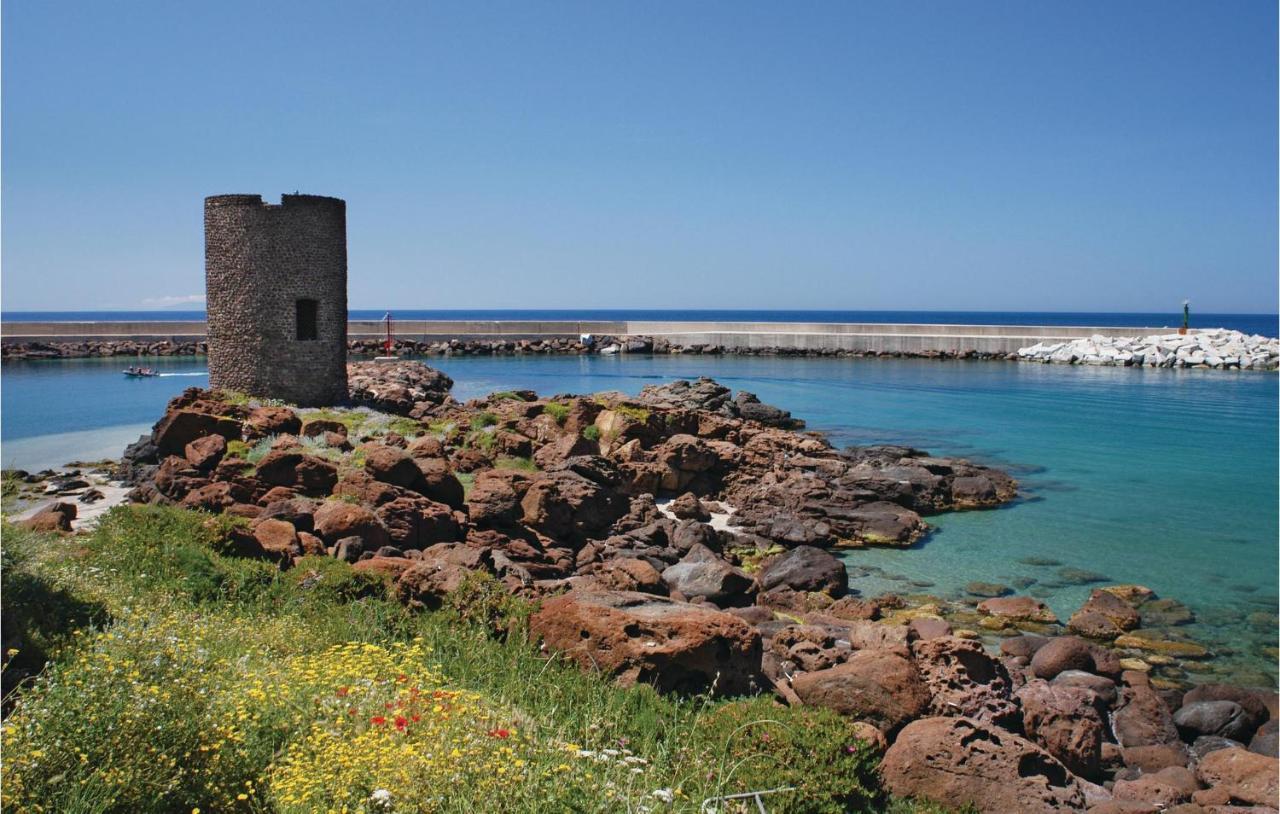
0 506 955 814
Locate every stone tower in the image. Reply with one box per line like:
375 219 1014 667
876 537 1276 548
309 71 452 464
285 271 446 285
204 193 348 406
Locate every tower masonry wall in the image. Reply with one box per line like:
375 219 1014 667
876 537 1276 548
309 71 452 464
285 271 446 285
204 194 349 405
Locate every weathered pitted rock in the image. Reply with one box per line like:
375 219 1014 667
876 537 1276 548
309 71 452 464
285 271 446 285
184 435 227 472
19 502 76 532
253 450 338 495
529 590 761 695
466 469 533 527
791 650 930 734
653 434 721 492
667 492 710 521
1069 588 1142 639
412 457 465 509
977 595 1059 625
520 468 627 543
1195 747 1279 808
182 481 250 512
1018 678 1107 778
244 405 301 439
912 636 1020 729
153 408 244 458
880 716 1085 813
755 545 848 597
361 444 424 489
250 518 302 560
588 558 668 595
1113 766 1197 807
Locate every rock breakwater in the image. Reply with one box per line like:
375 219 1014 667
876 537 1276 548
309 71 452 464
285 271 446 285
1018 329 1279 370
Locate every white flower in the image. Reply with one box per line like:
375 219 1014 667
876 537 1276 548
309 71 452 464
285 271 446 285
369 788 393 810
651 788 675 803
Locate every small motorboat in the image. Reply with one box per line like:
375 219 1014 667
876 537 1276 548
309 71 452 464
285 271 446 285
122 367 159 378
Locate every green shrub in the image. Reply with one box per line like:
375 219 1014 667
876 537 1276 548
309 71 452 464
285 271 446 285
282 555 387 604
490 390 530 402
543 402 570 425
614 404 651 422
470 412 499 430
581 424 601 442
443 571 535 639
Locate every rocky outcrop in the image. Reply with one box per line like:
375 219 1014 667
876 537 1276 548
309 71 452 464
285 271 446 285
347 360 454 416
791 650 931 735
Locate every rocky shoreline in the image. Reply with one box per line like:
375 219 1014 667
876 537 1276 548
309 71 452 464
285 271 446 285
18 361 1279 812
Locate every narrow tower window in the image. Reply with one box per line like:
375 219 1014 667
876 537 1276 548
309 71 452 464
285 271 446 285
296 298 319 341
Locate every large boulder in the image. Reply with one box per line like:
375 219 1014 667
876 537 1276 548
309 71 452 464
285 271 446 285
1017 678 1107 778
184 434 227 472
375 495 461 550
312 500 390 551
19 502 76 533
880 716 1085 813
1195 747 1279 808
413 457 465 509
1030 636 1118 679
153 409 243 457
911 636 1019 729
529 590 761 695
1114 681 1181 748
254 451 338 495
244 406 301 439
790 650 930 735
466 469 533 527
755 545 848 597
361 444 423 489
520 469 627 543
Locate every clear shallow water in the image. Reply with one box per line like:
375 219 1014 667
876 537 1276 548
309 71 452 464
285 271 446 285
4 309 1277 336
2 354 1276 681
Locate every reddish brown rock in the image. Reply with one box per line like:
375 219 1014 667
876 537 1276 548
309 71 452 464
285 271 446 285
880 716 1085 813
153 409 243 457
912 635 1020 729
1031 635 1116 679
375 495 461 550
19 502 76 532
361 444 422 489
297 531 325 556
977 595 1059 624
184 434 227 472
413 457 465 509
353 556 414 580
1114 682 1181 748
182 481 249 512
529 590 761 695
313 500 391 550
791 650 930 734
300 418 347 438
1018 678 1107 778
590 558 668 595
254 450 338 494
244 406 301 439
1195 748 1279 808
1114 766 1198 808
467 469 533 527
251 517 301 559
394 543 494 609
756 545 848 598
1069 588 1142 639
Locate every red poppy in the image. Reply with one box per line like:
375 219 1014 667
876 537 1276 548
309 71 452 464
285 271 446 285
488 728 510 739
411 714 421 723
395 715 408 730
348 707 357 716
335 687 349 697
371 716 387 725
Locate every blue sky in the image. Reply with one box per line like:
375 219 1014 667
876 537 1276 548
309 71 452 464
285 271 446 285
2 1 1276 312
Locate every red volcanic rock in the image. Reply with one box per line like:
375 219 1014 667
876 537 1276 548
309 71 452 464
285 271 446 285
977 595 1059 624
184 434 227 472
153 408 243 457
756 545 848 598
354 556 414 580
791 650 930 735
1195 747 1279 808
912 636 1020 729
254 450 338 495
251 518 302 560
182 481 249 512
467 469 533 527
520 469 626 543
361 444 422 489
1114 682 1181 748
413 457 465 509
1017 678 1107 778
880 716 1085 814
244 406 301 439
375 495 460 550
589 557 667 595
312 500 390 550
300 418 346 438
529 590 761 695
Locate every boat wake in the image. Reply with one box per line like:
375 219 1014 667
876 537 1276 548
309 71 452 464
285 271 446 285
157 372 209 378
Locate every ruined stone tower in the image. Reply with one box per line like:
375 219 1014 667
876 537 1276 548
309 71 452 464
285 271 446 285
204 193 348 406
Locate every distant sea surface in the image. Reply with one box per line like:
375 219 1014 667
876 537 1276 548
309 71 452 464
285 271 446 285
3 309 1278 336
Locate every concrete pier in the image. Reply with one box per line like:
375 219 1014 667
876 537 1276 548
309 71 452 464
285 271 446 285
0 319 1185 356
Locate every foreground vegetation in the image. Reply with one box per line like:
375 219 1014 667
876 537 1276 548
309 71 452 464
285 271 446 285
1 506 952 813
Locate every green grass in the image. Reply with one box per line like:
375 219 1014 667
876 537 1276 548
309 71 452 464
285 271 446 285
581 424 601 442
470 412 499 430
543 402 570 425
1 506 954 814
489 391 531 402
494 456 538 472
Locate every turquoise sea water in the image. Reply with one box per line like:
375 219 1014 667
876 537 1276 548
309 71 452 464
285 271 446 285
2 355 1276 682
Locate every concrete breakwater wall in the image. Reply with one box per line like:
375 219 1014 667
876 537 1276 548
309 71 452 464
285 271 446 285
2 319 1182 358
